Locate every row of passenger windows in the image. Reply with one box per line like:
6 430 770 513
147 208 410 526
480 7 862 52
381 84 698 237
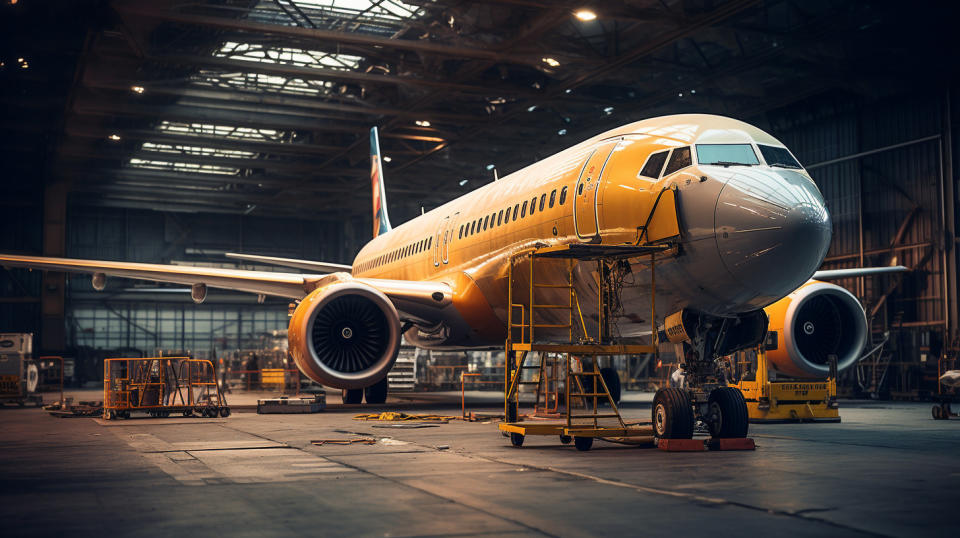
459 186 567 239
356 236 432 272
355 184 570 273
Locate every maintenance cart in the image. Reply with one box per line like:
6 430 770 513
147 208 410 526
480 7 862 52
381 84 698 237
103 357 230 419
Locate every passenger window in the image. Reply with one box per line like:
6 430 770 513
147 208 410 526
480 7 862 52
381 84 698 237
663 147 692 176
483 215 489 230
559 186 567 205
539 193 546 211
521 200 527 218
577 184 583 195
530 197 537 215
639 150 669 178
459 225 464 239
513 204 519 220
497 210 503 226
427 237 431 249
549 189 557 208
504 207 511 224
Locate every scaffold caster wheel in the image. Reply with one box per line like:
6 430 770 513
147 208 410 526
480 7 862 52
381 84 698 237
219 407 231 418
574 437 593 451
510 433 525 447
559 435 572 444
183 409 193 417
104 410 114 420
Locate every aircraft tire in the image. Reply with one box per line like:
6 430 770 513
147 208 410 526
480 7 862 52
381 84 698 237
364 377 389 404
342 388 363 405
510 433 524 447
220 407 231 418
559 435 572 444
574 436 594 451
599 367 621 405
652 388 694 439
707 387 749 438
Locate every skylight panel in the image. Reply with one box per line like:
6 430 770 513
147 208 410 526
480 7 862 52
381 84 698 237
156 121 287 142
128 158 239 175
141 142 258 159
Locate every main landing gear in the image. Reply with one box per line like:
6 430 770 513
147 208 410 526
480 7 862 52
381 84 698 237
652 386 749 440
341 377 389 405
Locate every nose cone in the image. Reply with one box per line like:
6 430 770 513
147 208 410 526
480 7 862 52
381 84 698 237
715 169 831 302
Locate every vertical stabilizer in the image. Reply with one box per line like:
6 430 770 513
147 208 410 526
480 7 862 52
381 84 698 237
370 127 392 238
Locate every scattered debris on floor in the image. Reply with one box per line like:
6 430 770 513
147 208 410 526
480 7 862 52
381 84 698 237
463 412 503 422
371 423 439 429
310 438 376 446
434 445 450 450
354 412 456 423
45 399 103 418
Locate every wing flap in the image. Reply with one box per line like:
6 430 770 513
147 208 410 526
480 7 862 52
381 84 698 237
225 252 351 273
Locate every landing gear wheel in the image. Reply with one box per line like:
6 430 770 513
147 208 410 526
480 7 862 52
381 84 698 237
219 407 231 418
574 436 594 451
183 409 194 417
706 387 749 438
599 367 621 405
341 388 363 405
510 433 525 447
364 377 389 404
104 409 114 420
652 388 694 439
559 435 572 444
944 403 953 417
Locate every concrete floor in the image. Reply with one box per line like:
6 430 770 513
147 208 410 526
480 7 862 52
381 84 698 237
1 390 957 537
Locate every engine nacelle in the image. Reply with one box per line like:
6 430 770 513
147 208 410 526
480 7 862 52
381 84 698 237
764 281 867 378
288 281 401 389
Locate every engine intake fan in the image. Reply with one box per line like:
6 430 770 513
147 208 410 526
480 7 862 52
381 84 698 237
288 281 401 389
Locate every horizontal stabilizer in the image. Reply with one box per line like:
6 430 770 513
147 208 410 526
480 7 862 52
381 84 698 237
812 265 908 280
225 253 352 273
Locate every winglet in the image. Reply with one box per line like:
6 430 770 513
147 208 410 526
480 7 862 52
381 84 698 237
371 127 392 238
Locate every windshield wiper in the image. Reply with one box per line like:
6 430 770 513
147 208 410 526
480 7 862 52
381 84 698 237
705 161 754 167
768 162 801 169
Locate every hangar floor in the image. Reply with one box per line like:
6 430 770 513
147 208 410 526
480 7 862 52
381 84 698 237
1 392 956 537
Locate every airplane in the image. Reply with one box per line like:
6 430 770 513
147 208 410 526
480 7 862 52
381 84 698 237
2 114 842 439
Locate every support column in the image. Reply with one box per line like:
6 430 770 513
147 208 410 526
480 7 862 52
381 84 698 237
40 181 68 352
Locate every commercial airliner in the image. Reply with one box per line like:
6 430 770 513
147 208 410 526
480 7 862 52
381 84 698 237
3 114 876 438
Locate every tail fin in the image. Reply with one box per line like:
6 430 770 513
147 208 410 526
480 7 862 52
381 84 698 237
370 127 392 238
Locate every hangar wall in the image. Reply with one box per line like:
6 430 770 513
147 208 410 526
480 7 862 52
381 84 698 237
765 88 958 397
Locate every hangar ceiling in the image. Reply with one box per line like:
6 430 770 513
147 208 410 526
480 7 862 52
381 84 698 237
0 0 949 221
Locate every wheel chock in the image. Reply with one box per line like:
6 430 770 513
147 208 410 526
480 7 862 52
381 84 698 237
705 438 756 451
657 438 706 451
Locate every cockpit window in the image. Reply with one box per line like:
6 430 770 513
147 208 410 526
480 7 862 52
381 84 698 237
663 146 692 176
638 150 668 179
695 144 759 166
758 145 802 169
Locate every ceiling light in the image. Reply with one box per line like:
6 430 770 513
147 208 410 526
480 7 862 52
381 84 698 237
541 57 560 68
558 129 567 136
108 134 121 141
383 156 392 163
574 9 597 21
20 62 28 69
131 85 145 94
415 120 431 127
485 164 495 171
459 179 468 186
527 105 537 112
603 106 614 115
17 57 23 63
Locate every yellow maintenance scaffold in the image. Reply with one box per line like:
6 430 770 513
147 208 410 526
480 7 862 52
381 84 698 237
499 243 668 451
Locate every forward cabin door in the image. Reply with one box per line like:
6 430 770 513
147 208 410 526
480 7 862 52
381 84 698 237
573 140 618 241
442 212 459 264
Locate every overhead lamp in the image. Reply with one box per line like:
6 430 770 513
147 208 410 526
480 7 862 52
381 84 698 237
541 57 560 68
485 164 495 171
131 85 145 94
382 155 392 163
527 105 537 112
603 106 614 115
558 129 567 136
574 9 597 21
108 134 121 141
459 179 468 186
414 120 431 127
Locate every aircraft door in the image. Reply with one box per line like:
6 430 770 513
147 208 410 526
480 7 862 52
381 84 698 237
442 212 459 264
433 216 447 267
573 140 618 241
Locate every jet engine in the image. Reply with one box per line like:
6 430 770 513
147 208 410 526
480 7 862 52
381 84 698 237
288 281 401 389
764 281 867 378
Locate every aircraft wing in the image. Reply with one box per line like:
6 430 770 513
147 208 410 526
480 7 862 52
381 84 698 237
812 265 909 280
0 254 451 323
224 252 352 273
